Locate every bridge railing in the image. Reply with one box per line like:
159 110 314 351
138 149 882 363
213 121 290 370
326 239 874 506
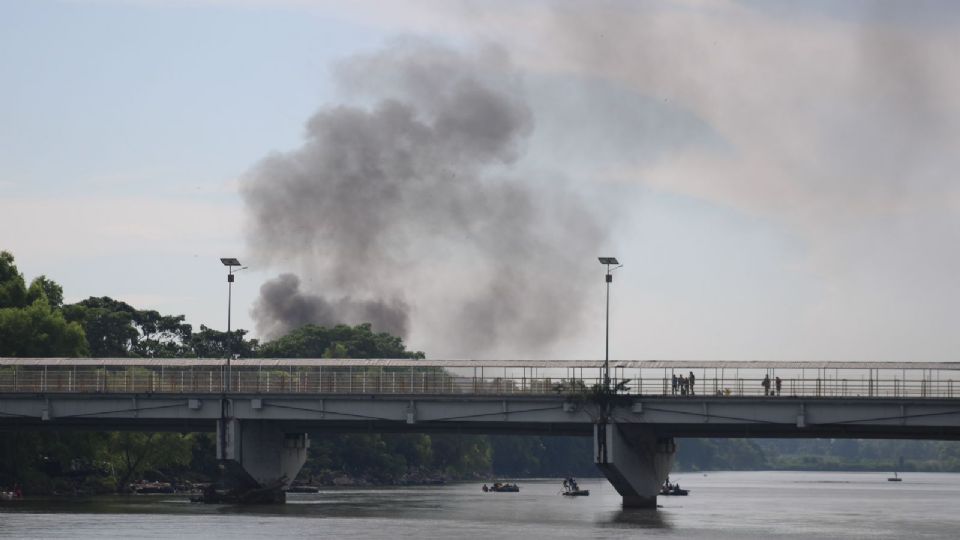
0 362 957 399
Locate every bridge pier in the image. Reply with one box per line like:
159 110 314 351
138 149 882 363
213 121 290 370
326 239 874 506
216 418 310 503
595 423 675 508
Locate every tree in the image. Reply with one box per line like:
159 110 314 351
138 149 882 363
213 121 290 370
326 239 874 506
27 276 64 309
490 436 544 476
258 323 424 359
104 432 193 490
130 309 193 357
188 325 256 358
430 434 492 477
63 297 194 357
0 297 88 357
63 297 140 357
0 251 28 309
675 438 768 471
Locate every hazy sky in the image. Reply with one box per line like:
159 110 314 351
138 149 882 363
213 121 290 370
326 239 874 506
2 0 958 361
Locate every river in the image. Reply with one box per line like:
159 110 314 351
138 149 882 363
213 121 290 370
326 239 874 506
2 471 959 539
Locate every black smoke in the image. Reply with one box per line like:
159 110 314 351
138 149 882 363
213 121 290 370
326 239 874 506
243 40 604 353
252 273 409 341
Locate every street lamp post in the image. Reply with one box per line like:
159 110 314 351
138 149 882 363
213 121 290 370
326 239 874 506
220 258 245 390
598 257 621 391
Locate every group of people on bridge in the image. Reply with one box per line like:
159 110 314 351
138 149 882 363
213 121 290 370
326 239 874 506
762 374 783 396
671 371 787 397
671 372 696 395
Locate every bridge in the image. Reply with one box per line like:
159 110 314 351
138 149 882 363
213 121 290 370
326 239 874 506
2 358 959 507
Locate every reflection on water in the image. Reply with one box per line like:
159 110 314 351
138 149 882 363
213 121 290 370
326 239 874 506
2 472 960 539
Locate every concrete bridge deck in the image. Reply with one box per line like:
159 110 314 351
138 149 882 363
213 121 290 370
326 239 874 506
2 358 957 399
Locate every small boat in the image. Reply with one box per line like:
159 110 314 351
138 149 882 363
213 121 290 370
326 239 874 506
488 482 520 493
659 478 689 496
561 477 590 496
888 472 902 482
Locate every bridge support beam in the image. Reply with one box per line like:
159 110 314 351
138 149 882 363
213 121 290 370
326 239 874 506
594 423 675 509
217 418 310 503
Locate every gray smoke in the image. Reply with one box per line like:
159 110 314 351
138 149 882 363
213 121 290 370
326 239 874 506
252 273 409 340
243 40 604 353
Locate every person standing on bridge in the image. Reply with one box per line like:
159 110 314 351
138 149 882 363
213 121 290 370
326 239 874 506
775 376 782 396
689 372 696 395
762 374 771 396
671 374 678 395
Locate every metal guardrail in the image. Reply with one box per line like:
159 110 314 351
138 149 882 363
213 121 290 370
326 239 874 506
0 362 956 399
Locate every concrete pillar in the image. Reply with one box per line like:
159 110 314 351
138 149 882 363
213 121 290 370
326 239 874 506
594 423 675 508
217 419 310 500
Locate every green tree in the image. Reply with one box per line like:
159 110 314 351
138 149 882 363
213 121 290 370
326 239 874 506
188 325 256 358
63 297 195 357
131 310 193 357
0 297 88 357
0 251 28 309
430 434 492 477
63 297 141 357
675 438 768 471
27 275 64 309
104 432 193 491
490 436 545 476
258 323 424 359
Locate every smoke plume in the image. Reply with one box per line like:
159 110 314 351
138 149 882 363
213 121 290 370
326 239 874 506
252 274 409 341
242 40 604 354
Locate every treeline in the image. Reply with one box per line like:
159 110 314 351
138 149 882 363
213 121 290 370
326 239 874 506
674 438 960 472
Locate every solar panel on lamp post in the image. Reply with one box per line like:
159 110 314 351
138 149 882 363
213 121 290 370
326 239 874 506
220 258 246 390
598 257 621 391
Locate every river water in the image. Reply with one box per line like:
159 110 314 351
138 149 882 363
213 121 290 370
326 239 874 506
1 471 959 539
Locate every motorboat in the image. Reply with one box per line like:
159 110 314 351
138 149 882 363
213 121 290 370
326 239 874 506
659 478 689 496
888 472 902 482
486 482 519 493
561 478 590 496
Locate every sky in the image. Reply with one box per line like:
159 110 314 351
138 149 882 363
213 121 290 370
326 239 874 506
1 0 958 361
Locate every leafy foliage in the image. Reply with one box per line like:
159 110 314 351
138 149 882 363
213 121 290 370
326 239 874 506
27 275 64 309
63 297 194 358
188 325 256 358
0 298 89 357
0 252 87 357
490 436 597 477
258 323 423 359
105 432 194 491
429 434 492 477
675 438 769 471
0 251 28 309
